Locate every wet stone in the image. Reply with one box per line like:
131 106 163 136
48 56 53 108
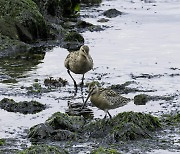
29 112 85 142
44 77 68 87
66 101 94 119
0 98 46 114
103 9 125 18
18 144 68 154
83 112 161 142
134 94 149 105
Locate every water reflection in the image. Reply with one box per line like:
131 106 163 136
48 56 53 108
0 48 46 84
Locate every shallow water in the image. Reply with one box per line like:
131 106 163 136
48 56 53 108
0 0 180 153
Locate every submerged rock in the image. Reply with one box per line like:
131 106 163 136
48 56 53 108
18 144 68 154
0 98 46 114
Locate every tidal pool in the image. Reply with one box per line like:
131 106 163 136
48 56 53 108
0 0 180 153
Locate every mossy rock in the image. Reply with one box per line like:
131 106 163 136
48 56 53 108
83 112 161 142
18 144 68 154
91 147 120 154
63 31 84 50
33 0 80 17
0 98 46 114
103 9 125 18
45 112 84 132
0 139 5 146
29 112 85 141
134 94 149 105
0 0 49 43
162 113 180 125
81 0 102 5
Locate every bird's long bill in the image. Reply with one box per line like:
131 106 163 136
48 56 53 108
81 89 93 109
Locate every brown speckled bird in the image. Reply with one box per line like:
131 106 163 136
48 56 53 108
82 82 131 118
64 45 93 90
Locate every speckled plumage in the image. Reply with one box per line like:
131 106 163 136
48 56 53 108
64 45 93 89
82 83 131 118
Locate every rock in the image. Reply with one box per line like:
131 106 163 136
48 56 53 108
81 0 102 5
97 18 110 23
0 98 46 114
0 0 49 43
33 0 80 18
66 101 94 119
103 9 125 18
75 20 103 32
44 77 68 87
91 147 120 154
29 112 85 141
83 112 161 142
45 112 84 132
28 123 54 141
134 94 149 105
0 139 5 146
18 144 68 154
63 31 84 51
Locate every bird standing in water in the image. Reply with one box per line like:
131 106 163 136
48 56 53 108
64 45 93 91
82 82 131 118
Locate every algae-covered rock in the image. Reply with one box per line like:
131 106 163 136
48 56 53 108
0 98 46 114
0 0 49 43
134 94 148 105
0 139 5 146
91 147 120 154
29 112 85 141
63 31 84 50
81 0 102 5
18 144 68 154
45 112 84 132
83 112 161 142
162 113 180 125
33 0 80 17
103 9 125 18
28 123 54 141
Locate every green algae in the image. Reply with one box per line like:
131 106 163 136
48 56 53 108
45 112 84 132
64 31 84 43
18 144 68 154
0 139 5 146
91 146 121 154
0 0 49 43
0 98 46 114
162 113 180 125
84 112 161 142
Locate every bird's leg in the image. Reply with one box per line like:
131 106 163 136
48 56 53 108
80 74 85 87
67 69 77 91
107 111 112 119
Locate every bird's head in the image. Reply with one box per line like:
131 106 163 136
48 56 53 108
88 82 99 95
80 45 89 56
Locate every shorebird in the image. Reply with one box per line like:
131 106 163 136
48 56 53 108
64 45 93 90
82 82 131 118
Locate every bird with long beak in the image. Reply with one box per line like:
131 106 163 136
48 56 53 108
82 82 131 118
64 45 93 91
